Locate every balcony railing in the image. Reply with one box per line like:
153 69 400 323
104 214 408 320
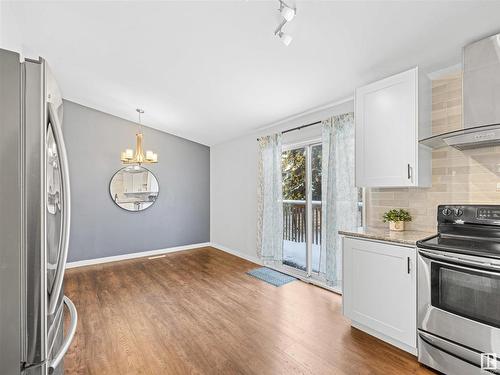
282 200 321 245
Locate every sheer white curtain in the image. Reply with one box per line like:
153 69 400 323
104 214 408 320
321 113 358 287
256 133 283 265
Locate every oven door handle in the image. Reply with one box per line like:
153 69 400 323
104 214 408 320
418 248 500 272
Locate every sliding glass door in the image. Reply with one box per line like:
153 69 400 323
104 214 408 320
281 142 322 277
310 144 322 274
282 146 307 271
279 115 362 290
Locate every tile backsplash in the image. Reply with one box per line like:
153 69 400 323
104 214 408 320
365 74 500 232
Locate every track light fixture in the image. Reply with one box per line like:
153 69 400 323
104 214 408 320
274 0 296 46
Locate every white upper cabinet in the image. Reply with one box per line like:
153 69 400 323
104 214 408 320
355 67 431 187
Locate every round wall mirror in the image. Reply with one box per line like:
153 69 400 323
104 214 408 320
110 166 159 212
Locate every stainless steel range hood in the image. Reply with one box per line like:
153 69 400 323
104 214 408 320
420 32 500 149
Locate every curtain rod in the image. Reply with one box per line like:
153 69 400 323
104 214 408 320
256 120 322 141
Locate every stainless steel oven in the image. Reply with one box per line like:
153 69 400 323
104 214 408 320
417 205 500 375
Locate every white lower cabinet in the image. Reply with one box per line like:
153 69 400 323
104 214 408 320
342 237 417 354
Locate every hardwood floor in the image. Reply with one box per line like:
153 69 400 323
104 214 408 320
64 247 436 375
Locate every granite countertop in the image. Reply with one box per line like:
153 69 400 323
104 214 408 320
338 227 436 246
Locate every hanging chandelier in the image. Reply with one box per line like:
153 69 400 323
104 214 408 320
121 108 158 164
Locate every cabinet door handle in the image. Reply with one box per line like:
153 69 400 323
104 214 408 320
407 257 411 274
407 164 411 180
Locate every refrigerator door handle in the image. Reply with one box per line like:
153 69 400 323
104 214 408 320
47 103 71 316
48 296 77 374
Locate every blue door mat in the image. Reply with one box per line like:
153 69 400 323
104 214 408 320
246 267 297 287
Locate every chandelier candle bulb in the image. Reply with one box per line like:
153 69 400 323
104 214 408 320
125 149 134 159
146 150 154 160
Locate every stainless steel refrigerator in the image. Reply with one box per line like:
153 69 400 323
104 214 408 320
0 48 77 375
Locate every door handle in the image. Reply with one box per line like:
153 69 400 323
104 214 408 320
407 164 411 180
47 103 71 316
418 248 500 273
48 296 77 374
407 257 411 274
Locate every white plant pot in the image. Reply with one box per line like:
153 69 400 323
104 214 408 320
389 221 405 231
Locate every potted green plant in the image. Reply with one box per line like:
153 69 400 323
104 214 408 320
382 209 412 231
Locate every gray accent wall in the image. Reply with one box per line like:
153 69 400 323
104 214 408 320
62 100 210 262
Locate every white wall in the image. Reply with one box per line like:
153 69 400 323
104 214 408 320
0 2 23 55
210 100 354 261
63 101 210 262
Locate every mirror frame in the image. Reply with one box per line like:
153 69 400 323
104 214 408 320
109 166 160 212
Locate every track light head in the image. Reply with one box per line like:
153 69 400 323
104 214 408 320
278 31 293 46
281 5 295 22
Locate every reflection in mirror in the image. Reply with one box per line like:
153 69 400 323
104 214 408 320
110 166 159 211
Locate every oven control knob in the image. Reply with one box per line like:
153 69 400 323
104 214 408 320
455 208 464 217
442 208 452 216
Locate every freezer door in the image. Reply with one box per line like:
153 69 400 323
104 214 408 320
47 295 64 375
47 296 77 375
21 303 70 375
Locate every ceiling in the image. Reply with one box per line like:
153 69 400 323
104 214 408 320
3 1 500 145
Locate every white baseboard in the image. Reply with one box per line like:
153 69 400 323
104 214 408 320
66 242 211 269
209 243 262 265
66 242 262 269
